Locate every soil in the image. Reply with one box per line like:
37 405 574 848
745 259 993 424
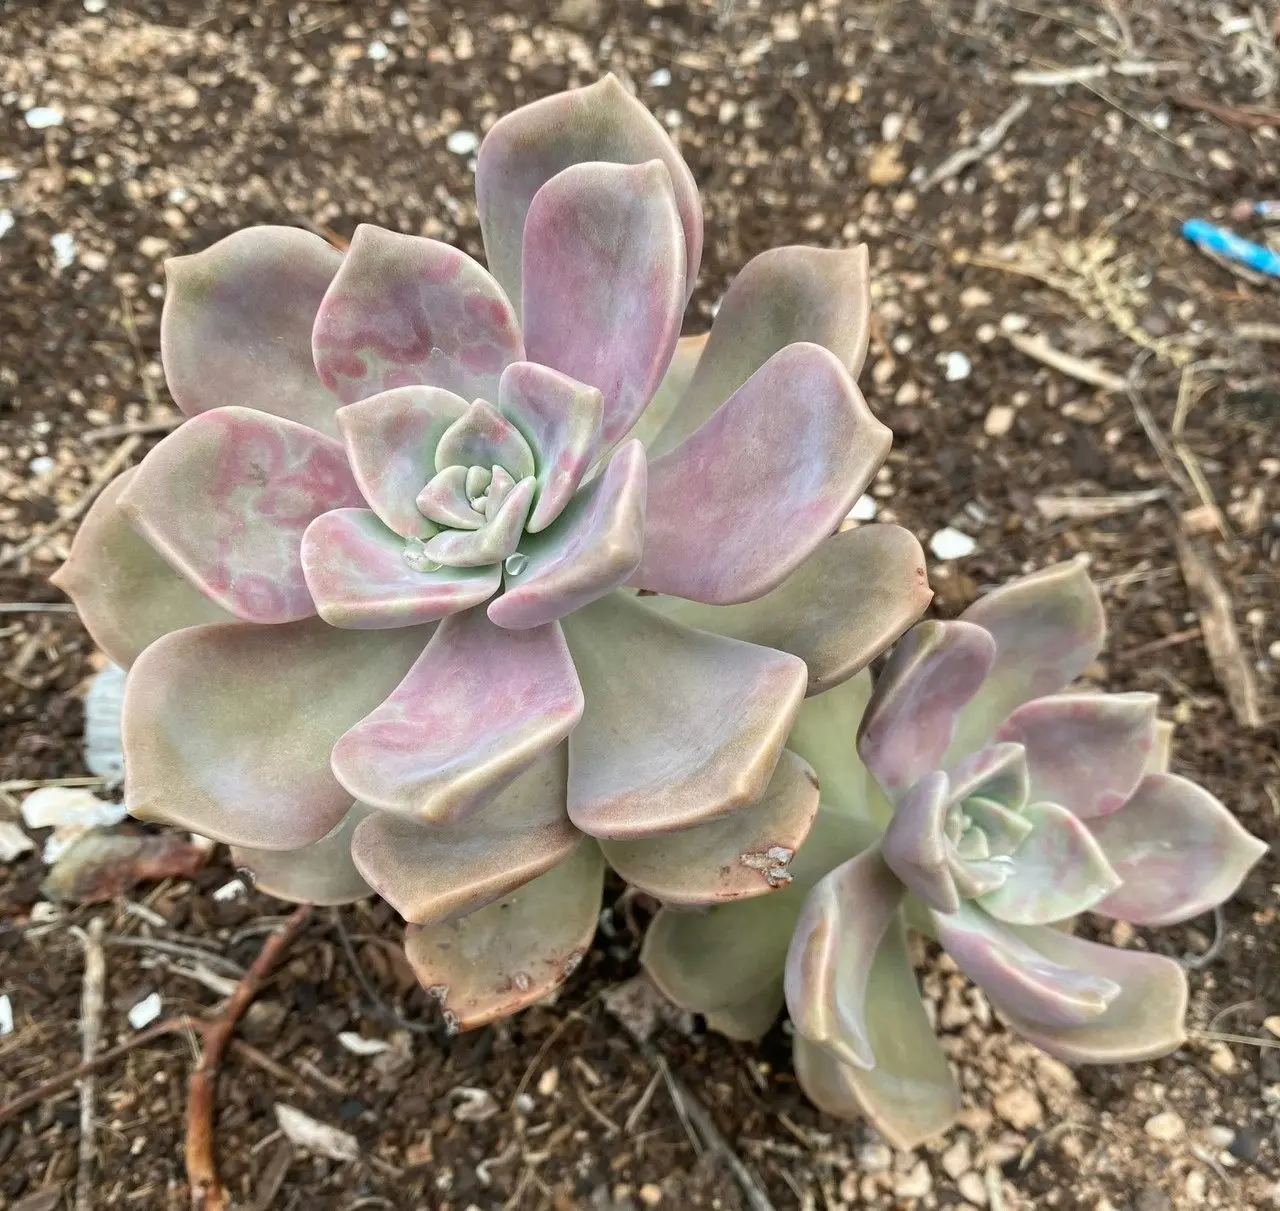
1 1 1278 1209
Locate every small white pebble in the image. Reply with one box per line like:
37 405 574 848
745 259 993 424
211 878 246 902
366 39 389 60
894 1161 932 1199
959 285 993 309
1144 1110 1186 1141
84 0 107 10
0 995 12 1036
984 405 1015 437
390 8 408 26
647 68 671 87
50 231 77 269
856 1142 892 1173
846 493 878 522
0 210 13 239
881 112 904 142
25 106 64 129
337 1031 392 1056
0 168 18 182
942 350 972 381
28 455 55 476
446 130 479 155
128 992 163 1030
1000 312 1029 333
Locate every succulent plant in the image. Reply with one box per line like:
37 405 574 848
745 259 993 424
642 560 1267 1147
53 76 933 1029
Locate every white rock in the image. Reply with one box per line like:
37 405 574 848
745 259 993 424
25 106 64 129
856 1141 892 1173
366 39 389 60
941 1137 972 1178
0 995 11 1035
647 68 671 87
929 526 977 560
276 1103 360 1161
212 878 246 902
0 168 18 182
0 210 13 239
984 404 1015 437
22 786 126 862
0 821 34 862
128 991 162 1029
942 350 972 381
28 455 55 476
337 1031 392 1056
446 130 479 155
894 1161 932 1199
881 112 904 142
1144 1110 1186 1141
50 232 77 269
846 493 878 522
84 0 108 11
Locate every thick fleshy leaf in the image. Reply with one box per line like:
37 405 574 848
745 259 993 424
118 407 363 624
947 742 1029 811
336 387 467 539
433 399 536 480
784 847 904 1070
619 333 708 452
653 245 871 455
857 620 996 801
160 226 343 435
601 749 820 905
49 468 234 668
563 593 806 838
949 559 1105 760
646 525 931 697
300 508 501 629
487 442 646 630
978 801 1121 924
499 361 604 532
475 74 702 314
784 671 881 822
416 465 486 530
521 161 684 449
962 795 1034 857
123 619 432 849
631 343 891 605
880 771 959 914
996 692 1158 820
704 982 785 1042
331 609 583 822
791 920 961 1149
403 838 604 1030
1091 773 1268 926
231 804 374 906
312 224 522 406
424 478 536 568
350 748 580 924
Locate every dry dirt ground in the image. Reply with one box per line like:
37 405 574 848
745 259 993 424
1 1 1279 1209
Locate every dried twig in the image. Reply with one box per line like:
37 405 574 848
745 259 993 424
83 416 182 443
1034 488 1165 521
922 94 1030 190
0 602 78 614
73 918 106 1211
330 908 433 1035
1172 92 1280 130
1006 331 1127 391
1012 63 1109 86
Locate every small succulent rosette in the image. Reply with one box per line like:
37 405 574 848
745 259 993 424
643 560 1266 1147
54 76 932 1029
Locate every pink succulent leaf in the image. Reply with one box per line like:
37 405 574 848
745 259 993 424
475 74 702 313
331 609 583 823
946 742 1029 810
433 398 536 480
786 671 877 819
403 837 604 1031
336 386 468 539
487 441 646 631
631 342 892 605
977 801 1122 924
619 332 708 451
160 226 344 436
1090 773 1268 926
424 477 536 567
704 983 786 1043
856 620 997 801
563 592 807 839
498 361 604 532
791 923 961 1152
602 749 820 905
312 223 523 406
300 508 501 629
231 803 374 907
350 747 581 924
49 468 234 669
649 524 931 697
949 559 1105 760
653 245 871 456
123 618 434 849
785 846 905 1071
118 406 364 625
416 466 487 530
521 160 685 450
880 770 961 914
994 692 1159 820
1147 719 1175 775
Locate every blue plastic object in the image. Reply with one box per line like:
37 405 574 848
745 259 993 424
1182 218 1280 279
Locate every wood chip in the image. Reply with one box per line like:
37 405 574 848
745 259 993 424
1006 332 1128 392
274 1104 360 1163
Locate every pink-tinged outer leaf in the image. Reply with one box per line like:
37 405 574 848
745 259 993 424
653 245 871 455
619 332 708 452
433 399 536 480
521 160 685 450
161 226 344 436
498 361 604 532
424 477 536 568
118 407 363 625
49 468 234 669
857 620 997 801
231 804 374 907
947 741 1029 810
300 508 501 629
996 692 1158 820
704 983 786 1043
784 846 905 1070
475 74 702 313
123 618 433 849
949 559 1105 759
631 343 891 606
336 386 468 540
978 801 1121 925
331 609 583 822
350 748 581 924
563 593 807 838
403 838 604 1031
880 770 960 914
312 223 523 406
1091 773 1268 926
487 441 646 631
602 749 820 905
933 904 1119 1029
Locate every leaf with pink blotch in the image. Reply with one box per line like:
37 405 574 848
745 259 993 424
1090 773 1268 926
521 161 685 450
300 508 501 629
160 226 344 436
331 608 583 822
475 74 702 314
118 407 364 624
231 804 374 907
433 399 536 480
312 224 523 406
630 342 890 606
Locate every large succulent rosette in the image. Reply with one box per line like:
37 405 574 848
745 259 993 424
642 561 1266 1146
53 77 932 1028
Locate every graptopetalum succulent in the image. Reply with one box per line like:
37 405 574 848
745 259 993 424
52 76 934 1029
642 560 1267 1147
